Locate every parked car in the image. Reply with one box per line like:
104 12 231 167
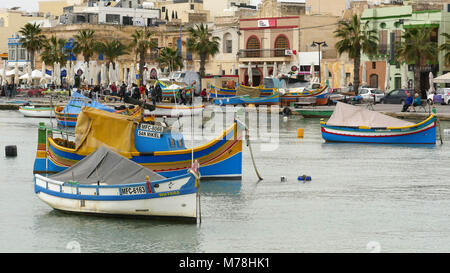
383 89 414 104
358 88 385 103
428 88 450 105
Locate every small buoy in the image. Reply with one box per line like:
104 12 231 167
298 175 311 182
280 176 287 182
283 116 288 122
297 128 304 138
5 145 17 157
248 104 256 108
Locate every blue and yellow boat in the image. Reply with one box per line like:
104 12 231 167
213 93 280 106
33 106 243 179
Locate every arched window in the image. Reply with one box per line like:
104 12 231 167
223 33 233 54
274 35 289 57
246 36 260 57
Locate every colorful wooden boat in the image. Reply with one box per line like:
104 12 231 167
33 107 243 179
209 85 276 99
19 106 55 118
281 85 329 106
34 146 200 222
320 102 437 144
213 93 280 106
156 81 192 98
55 92 115 127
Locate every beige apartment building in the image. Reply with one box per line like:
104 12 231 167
0 9 46 55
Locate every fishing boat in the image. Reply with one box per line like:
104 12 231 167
19 106 55 118
209 85 276 99
34 146 200 222
321 102 437 144
281 84 329 106
156 80 192 99
33 106 243 179
144 104 205 117
213 93 280 106
55 92 115 127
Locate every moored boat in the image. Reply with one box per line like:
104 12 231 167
213 93 280 106
33 106 243 179
145 104 205 117
321 102 436 144
19 106 55 118
34 146 200 222
55 92 115 127
295 108 334 118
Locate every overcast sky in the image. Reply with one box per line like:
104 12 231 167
0 0 305 12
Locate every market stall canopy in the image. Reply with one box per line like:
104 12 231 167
326 102 414 128
49 146 165 185
433 72 450 84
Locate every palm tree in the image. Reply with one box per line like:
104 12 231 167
19 22 46 70
130 28 156 86
157 47 184 73
95 40 129 68
41 36 69 66
395 27 438 98
73 29 97 64
439 32 450 67
334 14 378 94
187 23 220 78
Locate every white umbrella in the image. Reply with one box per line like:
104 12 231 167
232 64 236 75
323 62 329 85
384 62 390 91
14 62 19 85
56 62 62 86
26 64 33 86
281 62 287 75
272 62 278 78
401 63 408 89
429 71 435 95
115 62 121 85
263 62 268 78
100 63 106 86
310 62 315 82
361 62 367 86
40 61 47 85
108 62 114 85
248 62 253 86
1 61 7 85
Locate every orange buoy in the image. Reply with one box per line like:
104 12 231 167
297 128 304 138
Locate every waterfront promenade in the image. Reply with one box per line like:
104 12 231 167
2 96 450 121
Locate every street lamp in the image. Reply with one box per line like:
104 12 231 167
311 41 328 83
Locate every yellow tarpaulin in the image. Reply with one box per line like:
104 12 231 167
75 107 142 155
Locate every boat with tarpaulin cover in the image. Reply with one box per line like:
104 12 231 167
34 146 200 222
321 102 436 144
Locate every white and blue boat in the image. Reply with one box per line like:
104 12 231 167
34 146 200 222
321 102 436 144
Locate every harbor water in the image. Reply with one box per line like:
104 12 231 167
1 109 450 253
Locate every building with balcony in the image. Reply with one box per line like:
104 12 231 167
360 4 450 91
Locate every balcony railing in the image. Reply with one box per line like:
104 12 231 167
237 49 293 58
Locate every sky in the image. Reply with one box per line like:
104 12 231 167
0 0 305 12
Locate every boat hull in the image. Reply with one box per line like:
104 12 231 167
19 107 55 118
321 116 437 144
214 94 280 106
34 174 198 221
